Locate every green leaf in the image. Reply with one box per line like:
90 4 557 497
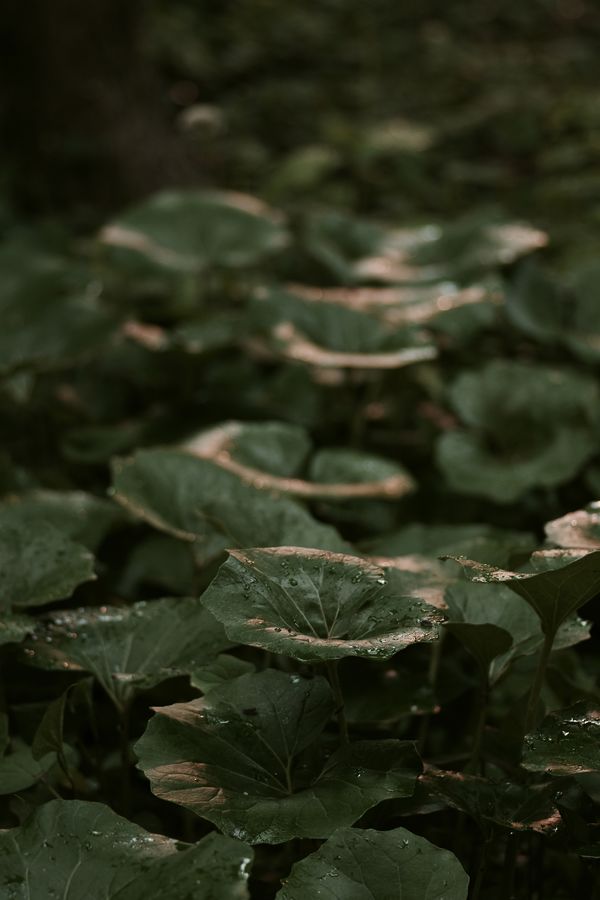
443 581 590 682
32 677 94 761
422 769 560 833
0 508 95 610
0 741 57 795
101 189 288 273
445 551 600 638
309 448 415 499
340 660 438 725
437 360 600 502
276 826 469 899
546 503 600 550
362 523 535 567
135 669 421 843
111 449 351 564
118 535 197 597
201 548 444 663
189 654 256 693
25 598 231 710
0 612 34 646
0 799 253 899
0 243 117 375
444 622 512 676
523 702 600 775
2 490 122 550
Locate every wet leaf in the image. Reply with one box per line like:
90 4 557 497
135 669 421 843
421 769 561 833
445 551 600 639
201 547 444 663
523 702 600 775
2 490 123 550
0 507 95 610
25 598 231 710
276 826 469 899
0 799 253 899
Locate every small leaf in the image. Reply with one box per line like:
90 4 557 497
190 654 256 693
0 799 253 899
523 702 600 775
545 503 600 550
445 551 600 638
32 677 94 761
276 826 469 899
201 547 444 663
25 598 231 710
0 612 34 646
0 508 95 610
135 669 421 843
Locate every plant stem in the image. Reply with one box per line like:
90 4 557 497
501 831 519 900
469 680 488 775
418 633 444 753
524 631 554 737
119 699 133 815
326 660 349 744
468 832 490 900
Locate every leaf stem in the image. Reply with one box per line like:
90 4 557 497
469 680 488 775
119 699 133 815
326 660 349 744
524 631 554 737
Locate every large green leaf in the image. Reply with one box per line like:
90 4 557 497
0 507 95 610
2 490 123 550
522 702 600 775
446 551 600 638
508 261 600 363
444 623 512 677
0 799 252 899
111 449 351 564
276 826 469 899
24 598 231 710
100 189 288 273
437 360 600 502
444 581 590 682
135 669 421 843
0 243 117 375
201 548 444 663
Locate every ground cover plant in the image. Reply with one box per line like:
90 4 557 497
3 4 600 897
2 185 600 900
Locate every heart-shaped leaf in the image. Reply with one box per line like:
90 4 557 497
276 826 469 899
0 507 96 610
201 548 444 663
523 702 600 775
24 598 231 710
101 189 288 273
135 669 421 843
111 449 351 565
445 551 600 639
0 799 253 899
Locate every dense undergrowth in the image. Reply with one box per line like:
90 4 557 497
3 4 600 897
1 182 600 899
